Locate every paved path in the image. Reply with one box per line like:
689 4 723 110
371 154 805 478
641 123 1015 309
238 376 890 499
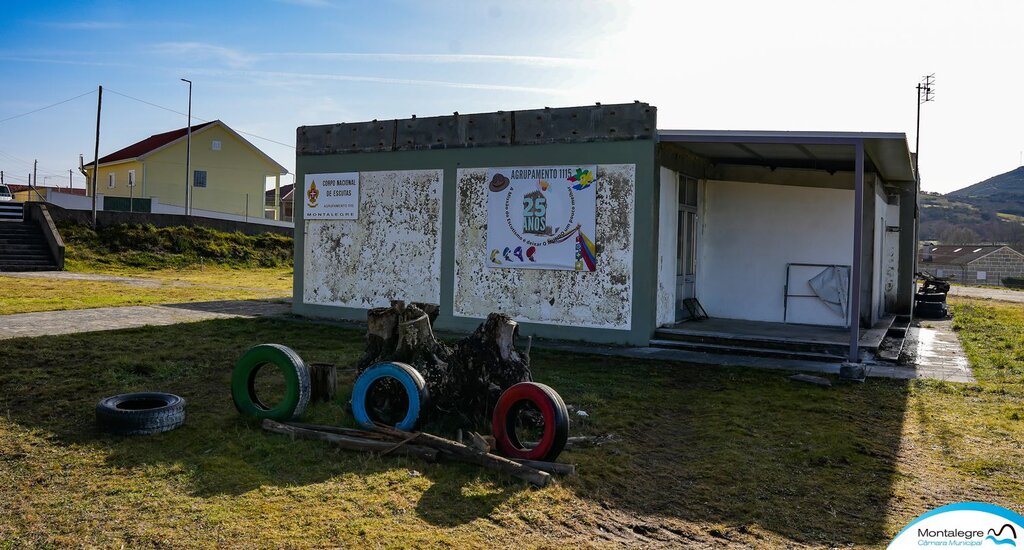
0 300 290 340
948 285 1024 304
0 270 177 288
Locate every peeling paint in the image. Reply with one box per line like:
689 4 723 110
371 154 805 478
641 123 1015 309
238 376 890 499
453 165 635 330
303 169 442 308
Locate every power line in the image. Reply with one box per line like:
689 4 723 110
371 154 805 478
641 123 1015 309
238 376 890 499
105 87 296 151
0 89 96 124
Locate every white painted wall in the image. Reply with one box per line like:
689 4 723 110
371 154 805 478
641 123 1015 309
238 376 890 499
871 185 886 324
656 166 678 327
453 164 635 330
303 169 442 309
883 200 901 312
698 180 855 326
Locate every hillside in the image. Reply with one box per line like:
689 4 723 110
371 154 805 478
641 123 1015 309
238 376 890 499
948 165 1024 205
58 221 294 270
920 166 1024 244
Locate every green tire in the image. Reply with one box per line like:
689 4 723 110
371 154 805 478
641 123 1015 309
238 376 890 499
231 344 311 420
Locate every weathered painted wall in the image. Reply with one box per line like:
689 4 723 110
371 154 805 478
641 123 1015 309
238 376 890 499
453 164 635 330
303 169 442 308
293 139 658 345
656 166 678 327
698 180 855 325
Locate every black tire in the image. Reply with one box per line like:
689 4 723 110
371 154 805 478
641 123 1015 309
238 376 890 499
96 392 186 436
915 301 947 319
915 292 947 304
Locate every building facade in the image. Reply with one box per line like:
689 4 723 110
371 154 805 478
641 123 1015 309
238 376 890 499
292 103 918 362
919 244 1024 286
82 121 287 219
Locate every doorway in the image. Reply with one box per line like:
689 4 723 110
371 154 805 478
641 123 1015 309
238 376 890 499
676 175 699 321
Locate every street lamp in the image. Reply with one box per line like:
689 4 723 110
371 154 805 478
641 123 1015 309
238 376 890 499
181 78 192 216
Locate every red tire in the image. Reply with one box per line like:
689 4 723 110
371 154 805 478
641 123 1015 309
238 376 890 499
492 382 569 461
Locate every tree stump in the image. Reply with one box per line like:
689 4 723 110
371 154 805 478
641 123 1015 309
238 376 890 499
309 362 337 402
355 302 532 426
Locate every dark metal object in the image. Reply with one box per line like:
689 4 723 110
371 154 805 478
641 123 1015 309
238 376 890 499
783 263 852 325
682 297 708 320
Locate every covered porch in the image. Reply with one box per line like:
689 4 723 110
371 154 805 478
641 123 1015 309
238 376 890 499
652 315 897 362
654 130 917 365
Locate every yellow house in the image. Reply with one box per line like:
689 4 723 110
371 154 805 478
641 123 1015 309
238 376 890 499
82 120 288 219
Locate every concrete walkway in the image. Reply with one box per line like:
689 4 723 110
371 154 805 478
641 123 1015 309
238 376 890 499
948 285 1024 304
0 300 290 340
0 270 181 288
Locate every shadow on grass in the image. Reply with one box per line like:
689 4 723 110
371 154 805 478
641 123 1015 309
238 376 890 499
0 317 911 544
0 318 513 518
536 349 911 546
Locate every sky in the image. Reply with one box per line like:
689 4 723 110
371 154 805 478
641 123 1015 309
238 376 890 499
0 0 1021 193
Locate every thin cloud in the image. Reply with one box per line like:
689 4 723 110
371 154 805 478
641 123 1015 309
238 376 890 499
44 21 125 30
0 56 132 68
151 42 255 69
190 68 570 95
260 52 591 67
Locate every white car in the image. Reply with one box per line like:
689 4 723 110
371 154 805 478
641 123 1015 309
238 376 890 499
0 184 12 201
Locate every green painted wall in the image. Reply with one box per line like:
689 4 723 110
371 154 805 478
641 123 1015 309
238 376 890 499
294 139 659 346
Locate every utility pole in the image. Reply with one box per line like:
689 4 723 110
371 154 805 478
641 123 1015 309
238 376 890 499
914 74 935 180
69 169 72 188
181 78 192 216
91 85 102 227
33 160 37 200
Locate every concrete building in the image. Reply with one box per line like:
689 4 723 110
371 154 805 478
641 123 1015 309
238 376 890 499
81 120 288 220
919 244 1024 286
292 103 918 363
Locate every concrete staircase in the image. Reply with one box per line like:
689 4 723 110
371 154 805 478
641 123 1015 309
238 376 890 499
651 329 850 362
0 203 60 271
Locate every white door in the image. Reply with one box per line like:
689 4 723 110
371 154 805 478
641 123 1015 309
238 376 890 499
676 175 699 321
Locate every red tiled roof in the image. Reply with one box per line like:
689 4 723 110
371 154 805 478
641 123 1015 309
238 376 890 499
86 121 216 167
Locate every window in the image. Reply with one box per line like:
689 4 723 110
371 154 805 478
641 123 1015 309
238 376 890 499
193 170 207 188
211 140 221 151
976 271 987 281
127 170 136 187
107 173 115 188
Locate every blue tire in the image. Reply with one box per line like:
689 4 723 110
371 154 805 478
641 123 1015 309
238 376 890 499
351 362 428 431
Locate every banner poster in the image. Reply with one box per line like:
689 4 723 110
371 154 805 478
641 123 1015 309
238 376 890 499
485 165 598 271
304 172 359 220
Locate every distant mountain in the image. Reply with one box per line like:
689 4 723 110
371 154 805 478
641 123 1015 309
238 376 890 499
920 166 1024 244
948 165 1024 204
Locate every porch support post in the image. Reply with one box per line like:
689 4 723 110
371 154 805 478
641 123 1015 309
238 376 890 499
847 139 865 366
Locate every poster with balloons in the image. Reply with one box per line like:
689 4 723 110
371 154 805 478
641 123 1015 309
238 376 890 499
485 165 598 271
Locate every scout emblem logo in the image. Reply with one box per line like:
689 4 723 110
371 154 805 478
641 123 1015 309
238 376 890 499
523 189 549 235
307 180 319 208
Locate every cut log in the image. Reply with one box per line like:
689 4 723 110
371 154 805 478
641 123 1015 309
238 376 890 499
509 459 576 476
355 303 532 427
308 362 337 402
371 423 551 487
262 419 438 461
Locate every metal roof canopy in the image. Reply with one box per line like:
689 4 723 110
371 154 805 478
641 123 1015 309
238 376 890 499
657 129 916 186
657 129 917 369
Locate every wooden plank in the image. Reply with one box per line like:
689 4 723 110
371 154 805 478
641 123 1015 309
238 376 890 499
262 420 438 461
372 423 551 487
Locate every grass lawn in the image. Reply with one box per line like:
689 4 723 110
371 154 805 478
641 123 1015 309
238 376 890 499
0 266 292 315
0 298 1021 547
